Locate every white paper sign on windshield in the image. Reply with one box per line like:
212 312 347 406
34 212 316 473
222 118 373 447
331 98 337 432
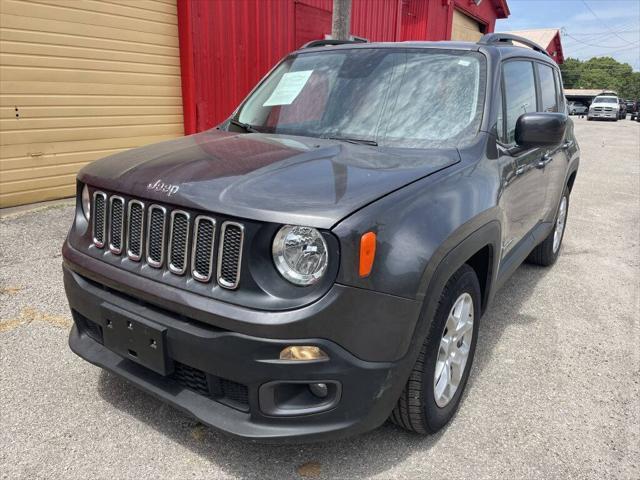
263 70 313 106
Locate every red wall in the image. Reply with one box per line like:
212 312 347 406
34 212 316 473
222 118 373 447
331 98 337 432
547 32 564 64
178 0 508 134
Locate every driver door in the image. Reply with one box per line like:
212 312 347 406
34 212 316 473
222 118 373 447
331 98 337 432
497 60 547 256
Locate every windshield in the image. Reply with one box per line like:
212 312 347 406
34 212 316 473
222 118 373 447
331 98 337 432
236 48 485 148
593 97 617 104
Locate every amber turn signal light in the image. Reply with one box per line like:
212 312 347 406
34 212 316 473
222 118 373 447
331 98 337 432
279 346 328 361
359 231 377 277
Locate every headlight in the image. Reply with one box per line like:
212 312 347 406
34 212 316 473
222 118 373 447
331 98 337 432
81 184 91 221
272 225 328 286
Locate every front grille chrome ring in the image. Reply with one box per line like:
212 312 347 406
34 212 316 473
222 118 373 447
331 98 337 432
146 204 167 268
126 200 145 261
217 221 245 290
108 195 125 255
168 210 191 275
92 191 107 248
191 216 216 282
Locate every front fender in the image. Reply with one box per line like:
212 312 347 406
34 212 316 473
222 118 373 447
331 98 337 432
333 157 500 301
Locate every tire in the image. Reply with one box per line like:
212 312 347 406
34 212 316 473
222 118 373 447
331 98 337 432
527 188 569 266
390 264 480 434
587 116 592 121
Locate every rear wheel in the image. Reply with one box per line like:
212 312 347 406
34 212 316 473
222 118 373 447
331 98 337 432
390 264 480 434
527 187 569 266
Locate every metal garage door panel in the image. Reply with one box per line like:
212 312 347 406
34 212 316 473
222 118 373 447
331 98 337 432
451 9 484 43
0 0 184 207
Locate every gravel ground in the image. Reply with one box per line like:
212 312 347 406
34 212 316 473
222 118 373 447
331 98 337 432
1 117 639 479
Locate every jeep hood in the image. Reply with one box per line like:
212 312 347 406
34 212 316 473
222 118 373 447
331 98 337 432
79 130 460 228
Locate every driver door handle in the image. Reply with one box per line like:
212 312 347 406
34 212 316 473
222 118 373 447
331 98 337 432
537 153 552 169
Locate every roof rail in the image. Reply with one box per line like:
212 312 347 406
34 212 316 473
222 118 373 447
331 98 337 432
302 39 367 49
478 33 551 58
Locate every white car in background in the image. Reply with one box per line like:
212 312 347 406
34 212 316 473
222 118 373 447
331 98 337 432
587 95 620 121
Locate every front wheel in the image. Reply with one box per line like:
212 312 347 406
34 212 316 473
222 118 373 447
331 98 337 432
527 188 569 266
390 264 480 434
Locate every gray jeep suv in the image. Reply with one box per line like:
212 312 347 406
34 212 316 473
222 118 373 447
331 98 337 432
63 33 579 442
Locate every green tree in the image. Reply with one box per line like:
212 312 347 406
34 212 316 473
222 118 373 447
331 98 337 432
560 58 583 89
560 56 639 99
620 72 640 99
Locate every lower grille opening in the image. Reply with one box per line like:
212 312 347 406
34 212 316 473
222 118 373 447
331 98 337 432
172 361 249 411
73 310 103 344
220 378 250 408
172 361 210 397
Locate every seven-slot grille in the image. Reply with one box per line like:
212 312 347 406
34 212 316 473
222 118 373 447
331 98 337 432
91 190 243 289
217 222 244 289
108 196 124 254
168 211 190 275
92 192 107 247
192 217 216 282
126 201 144 261
147 205 167 267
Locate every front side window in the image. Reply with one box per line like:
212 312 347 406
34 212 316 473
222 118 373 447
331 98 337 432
537 63 558 112
237 48 486 148
502 61 537 144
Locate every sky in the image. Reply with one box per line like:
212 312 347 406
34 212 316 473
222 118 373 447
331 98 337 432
496 0 640 70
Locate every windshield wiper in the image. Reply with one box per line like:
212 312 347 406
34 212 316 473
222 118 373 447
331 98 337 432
229 119 259 133
323 136 378 146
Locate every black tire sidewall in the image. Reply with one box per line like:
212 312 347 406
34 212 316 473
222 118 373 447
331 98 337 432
421 266 481 432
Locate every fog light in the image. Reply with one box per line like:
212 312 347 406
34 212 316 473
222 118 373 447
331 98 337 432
309 383 328 398
279 346 328 361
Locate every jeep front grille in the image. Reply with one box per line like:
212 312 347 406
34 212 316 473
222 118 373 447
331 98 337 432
192 216 216 282
147 205 167 268
108 196 124 254
126 200 144 261
168 210 190 275
217 222 244 290
90 190 244 289
92 192 107 248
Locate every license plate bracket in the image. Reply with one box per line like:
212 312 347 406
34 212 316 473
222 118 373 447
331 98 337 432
101 304 173 376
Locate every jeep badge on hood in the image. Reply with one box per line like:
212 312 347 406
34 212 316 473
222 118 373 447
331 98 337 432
147 179 179 197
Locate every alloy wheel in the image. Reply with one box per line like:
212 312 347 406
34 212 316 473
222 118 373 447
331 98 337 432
553 196 568 254
434 293 474 408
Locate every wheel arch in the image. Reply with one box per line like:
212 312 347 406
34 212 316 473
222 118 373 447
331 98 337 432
411 220 501 346
567 169 578 193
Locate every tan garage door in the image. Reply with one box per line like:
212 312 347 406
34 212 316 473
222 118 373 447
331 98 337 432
451 9 484 43
0 0 184 207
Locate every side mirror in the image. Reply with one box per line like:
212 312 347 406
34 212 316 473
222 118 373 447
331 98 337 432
515 112 567 148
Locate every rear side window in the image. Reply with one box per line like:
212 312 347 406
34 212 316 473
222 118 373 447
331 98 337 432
502 61 537 144
537 63 558 112
553 68 565 111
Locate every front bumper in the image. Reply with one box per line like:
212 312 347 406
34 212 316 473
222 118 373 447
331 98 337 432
63 249 419 442
588 111 617 119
